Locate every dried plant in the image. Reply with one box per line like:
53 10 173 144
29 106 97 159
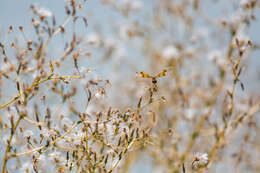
0 0 259 173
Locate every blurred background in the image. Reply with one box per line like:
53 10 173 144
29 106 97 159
0 0 260 173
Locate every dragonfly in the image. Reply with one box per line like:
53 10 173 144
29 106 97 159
139 69 167 84
139 69 167 92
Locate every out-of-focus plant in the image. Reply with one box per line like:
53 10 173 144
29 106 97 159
0 0 259 173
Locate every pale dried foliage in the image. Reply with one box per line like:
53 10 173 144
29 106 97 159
0 0 260 173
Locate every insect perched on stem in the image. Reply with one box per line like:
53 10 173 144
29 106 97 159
139 69 167 103
139 69 167 90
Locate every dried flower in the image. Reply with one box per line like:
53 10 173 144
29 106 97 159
162 45 179 60
23 130 34 138
85 33 102 47
192 152 209 170
37 6 53 18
